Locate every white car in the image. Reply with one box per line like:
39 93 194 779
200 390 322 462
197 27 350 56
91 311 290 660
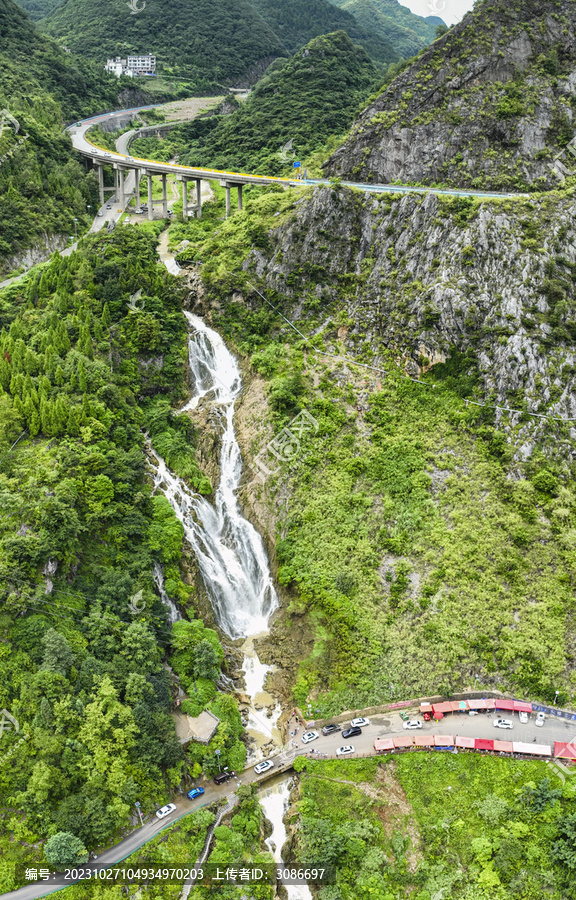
493 718 513 729
302 730 319 744
254 760 274 775
155 803 176 820
351 717 370 728
336 745 355 756
403 720 423 730
535 712 545 727
519 711 529 724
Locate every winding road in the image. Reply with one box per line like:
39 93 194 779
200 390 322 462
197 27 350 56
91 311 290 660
67 103 525 202
2 703 575 900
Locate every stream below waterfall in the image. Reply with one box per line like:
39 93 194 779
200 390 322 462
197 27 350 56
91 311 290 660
260 777 314 900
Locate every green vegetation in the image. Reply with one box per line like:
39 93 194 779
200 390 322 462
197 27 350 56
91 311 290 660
41 0 285 87
166 32 377 177
169 183 576 714
0 0 155 273
0 226 242 883
193 784 275 899
13 0 64 19
329 0 441 58
250 0 400 65
292 754 576 899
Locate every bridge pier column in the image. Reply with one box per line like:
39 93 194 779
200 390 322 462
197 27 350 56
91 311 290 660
118 169 125 209
97 165 104 208
147 172 154 221
162 174 168 217
195 179 202 219
182 179 188 219
225 183 231 218
135 169 142 209
237 184 243 211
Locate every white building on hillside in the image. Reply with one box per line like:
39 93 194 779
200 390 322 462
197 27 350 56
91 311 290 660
105 54 156 78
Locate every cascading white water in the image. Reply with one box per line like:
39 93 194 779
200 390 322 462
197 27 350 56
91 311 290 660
261 778 313 900
150 312 278 657
152 560 181 625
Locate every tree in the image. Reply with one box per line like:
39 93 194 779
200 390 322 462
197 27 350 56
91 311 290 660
193 640 221 682
552 813 576 870
41 629 75 676
44 832 88 869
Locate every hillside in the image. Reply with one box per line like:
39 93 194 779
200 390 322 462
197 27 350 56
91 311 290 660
173 176 576 714
248 0 399 65
325 0 576 191
12 0 62 20
166 31 377 176
0 228 248 880
330 0 441 58
40 0 286 86
0 0 149 274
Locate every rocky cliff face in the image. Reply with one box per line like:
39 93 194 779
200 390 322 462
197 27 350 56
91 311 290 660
325 0 576 192
244 183 576 464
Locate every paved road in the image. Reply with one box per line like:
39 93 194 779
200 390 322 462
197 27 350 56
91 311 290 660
3 707 574 900
67 103 525 201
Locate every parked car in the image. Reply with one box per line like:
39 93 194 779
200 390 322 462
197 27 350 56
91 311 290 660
535 712 546 727
213 770 235 785
519 711 529 724
493 718 514 729
155 803 177 820
254 760 274 775
336 745 355 756
302 730 319 744
351 717 370 727
342 726 362 739
187 787 204 800
403 720 423 730
321 724 341 736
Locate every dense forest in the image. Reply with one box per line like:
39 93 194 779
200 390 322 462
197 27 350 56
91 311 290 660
0 227 247 882
249 0 399 64
40 0 286 85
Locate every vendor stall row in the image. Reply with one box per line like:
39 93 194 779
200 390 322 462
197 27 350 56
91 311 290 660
374 735 576 758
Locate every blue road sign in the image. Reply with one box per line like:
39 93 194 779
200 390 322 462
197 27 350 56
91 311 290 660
293 161 301 168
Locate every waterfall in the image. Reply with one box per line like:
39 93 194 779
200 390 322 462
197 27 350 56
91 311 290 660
149 311 278 652
152 560 181 625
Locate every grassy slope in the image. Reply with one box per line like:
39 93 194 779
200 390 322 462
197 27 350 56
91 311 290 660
167 183 576 715
293 754 576 899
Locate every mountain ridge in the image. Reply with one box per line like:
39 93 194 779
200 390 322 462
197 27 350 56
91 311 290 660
324 0 576 191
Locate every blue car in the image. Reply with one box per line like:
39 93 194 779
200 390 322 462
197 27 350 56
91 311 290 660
187 787 205 801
